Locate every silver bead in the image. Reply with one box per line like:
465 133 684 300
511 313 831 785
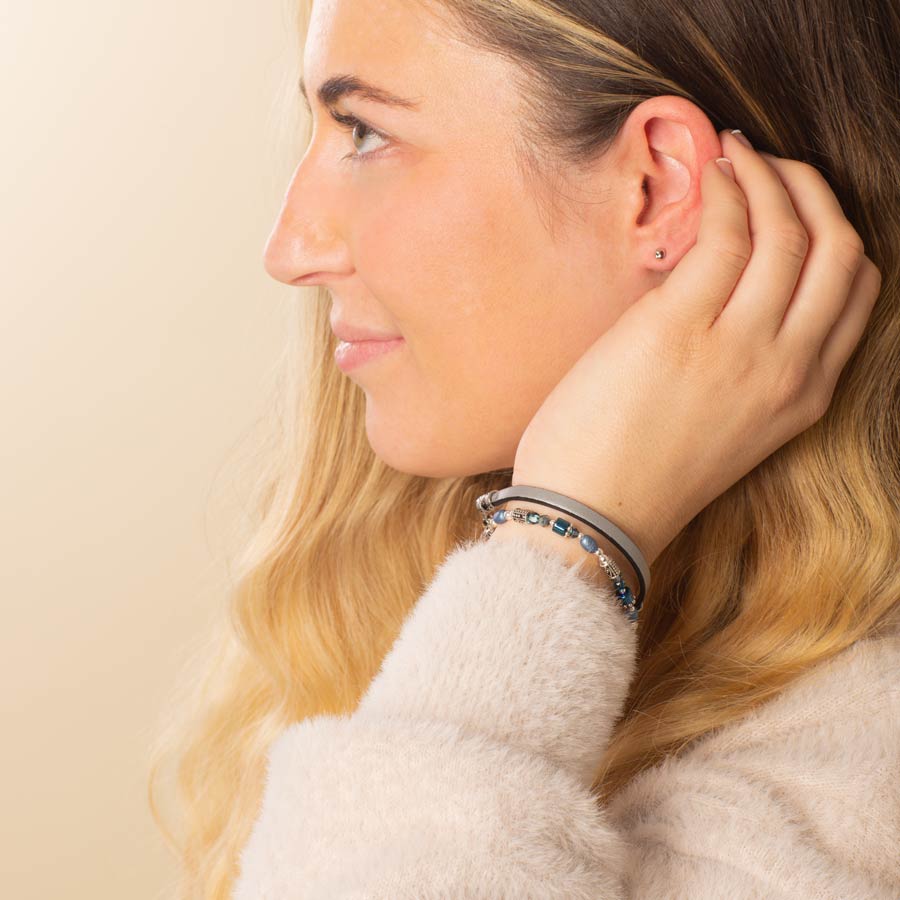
654 248 666 260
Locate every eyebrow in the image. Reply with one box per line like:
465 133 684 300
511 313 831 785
298 73 423 113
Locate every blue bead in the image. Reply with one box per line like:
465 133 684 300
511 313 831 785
492 509 508 524
527 512 540 524
580 534 598 553
551 518 570 536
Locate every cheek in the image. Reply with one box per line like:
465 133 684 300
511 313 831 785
373 177 575 384
351 156 534 327
347 163 616 474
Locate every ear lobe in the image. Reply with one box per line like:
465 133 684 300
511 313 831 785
639 156 698 267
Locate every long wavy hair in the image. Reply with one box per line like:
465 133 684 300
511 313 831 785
148 0 900 896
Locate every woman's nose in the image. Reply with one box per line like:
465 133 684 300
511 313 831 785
263 211 345 287
262 162 348 286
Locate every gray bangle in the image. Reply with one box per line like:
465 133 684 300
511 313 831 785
476 485 650 612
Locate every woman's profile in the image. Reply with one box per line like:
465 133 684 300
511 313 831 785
149 0 899 897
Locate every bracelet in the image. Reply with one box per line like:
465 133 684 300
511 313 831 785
475 486 648 626
476 485 650 606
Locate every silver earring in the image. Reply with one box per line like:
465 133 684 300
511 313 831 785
654 248 666 260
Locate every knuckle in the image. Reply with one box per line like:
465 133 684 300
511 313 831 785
786 158 830 189
871 258 884 293
832 227 866 274
771 223 810 262
730 186 749 209
798 159 829 184
772 356 816 413
769 156 815 180
652 316 704 365
711 234 752 272
807 380 834 423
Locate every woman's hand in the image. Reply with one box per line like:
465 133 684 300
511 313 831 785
511 129 883 567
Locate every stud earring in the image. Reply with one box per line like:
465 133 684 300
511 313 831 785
654 248 666 260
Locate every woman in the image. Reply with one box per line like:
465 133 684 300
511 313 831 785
149 0 898 896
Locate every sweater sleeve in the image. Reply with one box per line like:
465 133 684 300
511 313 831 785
232 532 638 899
231 531 900 900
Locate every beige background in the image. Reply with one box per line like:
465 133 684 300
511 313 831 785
0 2 302 896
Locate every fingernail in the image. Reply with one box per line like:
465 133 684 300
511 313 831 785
730 129 752 149
715 157 735 178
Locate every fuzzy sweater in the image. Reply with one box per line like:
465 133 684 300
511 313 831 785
232 532 900 899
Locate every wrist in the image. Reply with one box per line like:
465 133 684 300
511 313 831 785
488 500 638 593
509 472 665 566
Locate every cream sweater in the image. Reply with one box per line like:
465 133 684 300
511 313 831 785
232 533 900 899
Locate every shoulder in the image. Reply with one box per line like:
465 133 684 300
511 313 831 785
607 632 900 898
707 630 898 756
698 630 899 755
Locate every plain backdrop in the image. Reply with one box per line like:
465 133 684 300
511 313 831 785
0 2 304 896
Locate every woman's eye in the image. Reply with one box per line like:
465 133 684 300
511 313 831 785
350 121 379 154
330 111 390 161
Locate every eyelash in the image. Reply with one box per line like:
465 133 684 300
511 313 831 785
329 110 391 163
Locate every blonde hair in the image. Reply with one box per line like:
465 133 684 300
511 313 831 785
148 0 900 896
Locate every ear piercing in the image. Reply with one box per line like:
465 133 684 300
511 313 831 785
644 182 667 260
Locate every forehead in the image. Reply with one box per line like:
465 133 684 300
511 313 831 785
303 0 522 117
307 0 450 54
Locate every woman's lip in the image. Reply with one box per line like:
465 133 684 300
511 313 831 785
334 337 405 373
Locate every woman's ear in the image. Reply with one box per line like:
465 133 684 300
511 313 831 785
615 96 725 273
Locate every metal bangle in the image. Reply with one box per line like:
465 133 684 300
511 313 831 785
477 484 650 609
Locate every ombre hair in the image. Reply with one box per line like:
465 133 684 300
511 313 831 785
148 1 900 896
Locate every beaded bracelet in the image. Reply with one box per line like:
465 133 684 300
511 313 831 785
476 497 643 626
477 485 650 606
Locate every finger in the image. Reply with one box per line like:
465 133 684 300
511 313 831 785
759 153 870 359
659 154 750 327
713 130 811 343
818 255 881 381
